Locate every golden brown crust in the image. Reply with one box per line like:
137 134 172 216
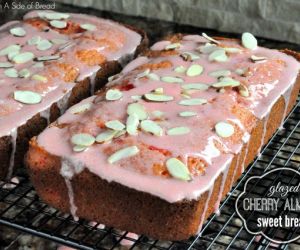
26 34 300 240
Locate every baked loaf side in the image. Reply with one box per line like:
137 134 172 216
27 33 300 240
0 10 147 179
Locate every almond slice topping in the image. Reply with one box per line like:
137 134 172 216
126 114 139 135
127 103 148 120
250 55 267 62
202 33 220 44
208 49 228 62
12 52 34 64
10 27 26 37
147 73 160 81
70 103 91 114
179 98 207 106
166 158 191 181
80 23 97 31
182 83 209 90
186 64 204 77
167 127 190 136
165 42 181 50
241 32 257 50
71 133 95 146
212 77 240 88
14 91 42 104
96 130 118 143
144 93 174 102
140 120 163 136
179 111 197 117
209 69 231 78
161 76 184 83
106 89 123 101
215 121 234 138
108 146 139 164
105 120 125 131
174 65 186 73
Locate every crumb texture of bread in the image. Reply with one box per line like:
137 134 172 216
0 10 147 179
27 33 300 240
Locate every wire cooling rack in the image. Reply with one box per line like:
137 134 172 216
1 1 300 248
0 95 299 250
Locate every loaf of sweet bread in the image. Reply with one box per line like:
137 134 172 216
0 11 147 179
26 33 300 240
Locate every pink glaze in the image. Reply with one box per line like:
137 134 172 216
0 10 141 137
37 34 299 212
0 11 141 179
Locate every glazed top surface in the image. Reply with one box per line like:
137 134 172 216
0 10 141 137
37 34 300 203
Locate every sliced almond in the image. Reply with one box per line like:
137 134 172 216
212 77 240 88
198 43 218 54
147 73 160 81
14 90 42 104
208 49 228 62
108 146 139 164
165 42 181 50
4 68 18 78
238 84 249 97
144 93 174 102
105 120 125 131
95 130 118 143
215 121 234 138
186 64 203 77
127 103 148 120
80 23 96 31
114 130 126 138
50 20 67 29
161 76 183 83
71 133 95 146
12 52 34 64
179 111 197 117
126 113 139 135
18 68 30 78
10 27 26 37
70 103 91 114
166 158 191 181
241 32 257 50
0 62 13 68
28 36 41 45
178 98 207 106
202 33 220 44
174 65 186 73
182 83 209 91
36 39 53 51
224 47 242 53
42 12 70 20
153 87 164 94
73 145 88 152
136 69 150 79
141 120 163 136
0 44 20 56
167 127 190 136
250 55 267 62
181 52 200 61
105 89 123 101
209 69 231 78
